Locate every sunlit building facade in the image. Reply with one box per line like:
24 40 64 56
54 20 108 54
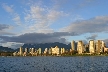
51 46 60 55
19 46 23 56
44 48 48 54
71 40 75 50
77 41 84 54
61 48 65 54
101 41 105 53
48 48 52 55
38 48 41 55
13 40 108 56
89 40 95 54
96 40 102 54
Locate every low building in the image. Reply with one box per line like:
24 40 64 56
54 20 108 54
51 46 60 55
104 47 108 52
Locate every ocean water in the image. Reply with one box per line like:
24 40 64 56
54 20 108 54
0 56 108 72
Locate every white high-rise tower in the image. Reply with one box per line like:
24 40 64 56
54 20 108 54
77 41 84 54
89 40 95 54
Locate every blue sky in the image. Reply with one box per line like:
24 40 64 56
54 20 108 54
0 0 108 48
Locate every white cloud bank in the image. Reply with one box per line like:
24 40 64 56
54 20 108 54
24 5 68 33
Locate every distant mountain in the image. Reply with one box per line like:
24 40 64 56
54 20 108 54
0 42 72 52
21 42 71 52
0 46 14 52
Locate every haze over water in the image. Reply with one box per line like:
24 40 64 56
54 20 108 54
0 56 108 72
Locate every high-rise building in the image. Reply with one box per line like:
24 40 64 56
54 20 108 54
77 41 84 54
61 48 65 54
23 48 28 56
100 41 105 53
30 48 34 56
89 40 95 54
71 40 75 50
25 48 28 53
70 49 72 52
19 46 23 56
45 48 48 53
38 48 41 55
85 44 89 52
96 40 102 54
61 48 63 54
48 48 52 55
44 48 48 54
29 48 32 53
31 48 34 53
102 41 105 47
62 48 65 53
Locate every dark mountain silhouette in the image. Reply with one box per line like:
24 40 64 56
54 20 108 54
21 42 71 52
0 42 72 52
0 46 14 52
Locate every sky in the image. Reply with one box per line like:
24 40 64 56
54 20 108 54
0 0 108 49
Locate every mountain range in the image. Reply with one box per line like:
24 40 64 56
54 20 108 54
0 42 75 52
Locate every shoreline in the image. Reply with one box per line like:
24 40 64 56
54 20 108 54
1 54 108 57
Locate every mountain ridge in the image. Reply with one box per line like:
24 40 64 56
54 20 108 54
0 42 72 52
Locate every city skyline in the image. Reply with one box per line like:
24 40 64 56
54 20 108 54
1 39 108 56
12 39 108 56
0 0 108 49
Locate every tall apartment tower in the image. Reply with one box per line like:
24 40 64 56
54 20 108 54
77 41 84 54
25 48 28 53
96 40 102 54
85 44 89 52
19 46 23 56
61 48 63 54
45 48 48 53
29 48 32 53
89 40 95 54
71 40 75 50
38 48 41 55
48 48 52 55
29 48 34 56
31 48 34 54
61 48 65 54
101 41 105 53
62 48 65 54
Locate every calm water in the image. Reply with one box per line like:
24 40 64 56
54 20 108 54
0 56 108 72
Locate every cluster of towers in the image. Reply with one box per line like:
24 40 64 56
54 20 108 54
43 46 65 56
13 46 66 56
13 48 42 56
13 40 108 56
71 40 107 54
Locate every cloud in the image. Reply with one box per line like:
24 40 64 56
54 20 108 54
0 32 77 44
0 42 24 49
12 14 21 25
2 3 21 25
61 16 108 34
0 31 14 35
69 0 98 12
0 24 14 35
86 34 98 40
24 5 67 33
2 3 13 13
0 24 9 30
2 1 68 33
